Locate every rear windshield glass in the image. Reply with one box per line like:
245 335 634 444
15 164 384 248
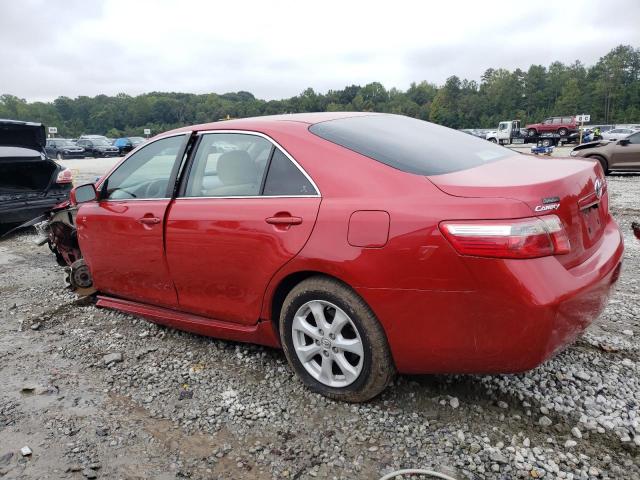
309 115 511 176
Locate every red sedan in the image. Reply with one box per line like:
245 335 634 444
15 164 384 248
58 112 623 402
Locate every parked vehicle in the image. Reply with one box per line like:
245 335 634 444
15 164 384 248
486 120 578 146
525 116 577 137
76 138 120 157
79 134 109 141
45 138 86 160
571 130 640 173
113 136 145 155
41 113 623 402
601 128 638 141
1 120 73 228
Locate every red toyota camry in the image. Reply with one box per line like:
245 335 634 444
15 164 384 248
54 112 623 402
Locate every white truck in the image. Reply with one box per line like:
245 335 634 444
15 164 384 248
485 120 526 145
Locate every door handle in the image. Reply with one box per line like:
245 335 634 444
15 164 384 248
265 216 302 225
138 216 161 225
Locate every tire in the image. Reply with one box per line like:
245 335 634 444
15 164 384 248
589 155 609 175
541 139 552 147
56 152 63 161
558 128 568 137
528 128 537 137
488 138 497 143
279 276 395 402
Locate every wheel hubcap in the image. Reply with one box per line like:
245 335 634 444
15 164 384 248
291 300 364 388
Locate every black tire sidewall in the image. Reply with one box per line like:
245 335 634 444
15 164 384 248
281 286 376 398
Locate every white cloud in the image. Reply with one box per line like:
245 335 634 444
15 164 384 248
1 0 638 101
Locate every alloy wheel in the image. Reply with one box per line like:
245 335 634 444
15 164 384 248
291 300 364 388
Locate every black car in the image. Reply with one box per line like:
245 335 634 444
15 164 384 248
45 138 86 160
76 138 120 157
0 120 73 229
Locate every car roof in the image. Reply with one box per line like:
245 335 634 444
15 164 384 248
162 112 379 136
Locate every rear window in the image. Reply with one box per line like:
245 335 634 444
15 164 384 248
308 114 511 176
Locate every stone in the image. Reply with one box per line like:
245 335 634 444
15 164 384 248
103 352 123 365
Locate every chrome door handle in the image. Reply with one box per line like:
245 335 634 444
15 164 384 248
138 216 161 225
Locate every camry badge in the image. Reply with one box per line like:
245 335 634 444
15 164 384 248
534 203 560 212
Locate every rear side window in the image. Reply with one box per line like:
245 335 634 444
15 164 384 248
263 149 317 196
552 118 562 124
309 115 511 176
563 117 573 123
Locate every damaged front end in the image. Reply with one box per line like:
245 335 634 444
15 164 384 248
35 201 96 296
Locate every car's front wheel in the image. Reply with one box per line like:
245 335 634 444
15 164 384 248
589 155 609 175
279 276 395 402
528 128 537 137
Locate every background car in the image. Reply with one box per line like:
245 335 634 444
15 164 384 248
601 127 638 141
571 130 640 173
45 138 86 160
525 116 576 137
47 113 623 402
113 136 145 155
0 120 73 230
76 138 120 157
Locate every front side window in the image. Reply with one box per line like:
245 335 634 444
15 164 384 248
627 132 640 144
543 119 553 125
103 135 185 200
184 133 272 197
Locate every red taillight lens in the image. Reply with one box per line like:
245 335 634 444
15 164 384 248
439 215 571 259
56 168 73 184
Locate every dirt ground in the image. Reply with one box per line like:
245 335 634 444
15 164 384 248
0 172 639 480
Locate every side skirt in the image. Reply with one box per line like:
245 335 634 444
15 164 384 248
96 295 281 348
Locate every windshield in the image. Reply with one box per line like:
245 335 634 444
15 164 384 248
309 114 512 176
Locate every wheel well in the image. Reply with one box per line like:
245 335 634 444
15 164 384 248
269 271 347 334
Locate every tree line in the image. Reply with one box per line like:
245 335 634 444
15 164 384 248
1 45 638 138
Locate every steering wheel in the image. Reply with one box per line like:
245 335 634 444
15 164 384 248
143 179 168 198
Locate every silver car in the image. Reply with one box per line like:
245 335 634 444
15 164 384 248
601 128 638 141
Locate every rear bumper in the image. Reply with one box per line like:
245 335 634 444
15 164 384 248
0 192 71 225
358 218 624 374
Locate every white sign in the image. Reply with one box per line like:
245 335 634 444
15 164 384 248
48 126 58 134
576 114 591 123
143 128 151 135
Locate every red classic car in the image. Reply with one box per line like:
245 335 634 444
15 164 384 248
43 112 623 402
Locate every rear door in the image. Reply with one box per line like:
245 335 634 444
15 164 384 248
77 133 190 307
165 131 321 325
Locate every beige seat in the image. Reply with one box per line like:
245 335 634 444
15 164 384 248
204 150 260 196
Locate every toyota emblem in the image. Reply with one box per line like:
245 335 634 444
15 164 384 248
594 178 603 200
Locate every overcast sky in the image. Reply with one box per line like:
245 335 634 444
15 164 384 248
2 0 639 102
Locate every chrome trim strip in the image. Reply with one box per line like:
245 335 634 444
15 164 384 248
193 129 321 197
174 195 320 200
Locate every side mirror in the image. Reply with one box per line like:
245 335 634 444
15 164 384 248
618 139 630 146
71 183 98 204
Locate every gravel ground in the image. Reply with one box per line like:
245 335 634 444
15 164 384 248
0 174 638 480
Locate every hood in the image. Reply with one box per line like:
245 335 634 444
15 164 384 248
571 140 612 153
0 120 46 150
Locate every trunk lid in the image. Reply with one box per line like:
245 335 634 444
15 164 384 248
428 155 608 268
0 120 46 150
0 146 57 193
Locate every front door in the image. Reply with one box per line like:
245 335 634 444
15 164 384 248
77 133 190 307
610 132 640 170
165 132 321 325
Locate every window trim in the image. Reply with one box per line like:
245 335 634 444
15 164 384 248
99 131 191 203
176 129 321 199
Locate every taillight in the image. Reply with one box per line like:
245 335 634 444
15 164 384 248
56 168 73 184
439 215 571 259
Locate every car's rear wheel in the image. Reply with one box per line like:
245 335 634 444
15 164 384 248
56 152 63 161
589 155 609 175
279 276 394 402
528 128 537 137
558 128 568 137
